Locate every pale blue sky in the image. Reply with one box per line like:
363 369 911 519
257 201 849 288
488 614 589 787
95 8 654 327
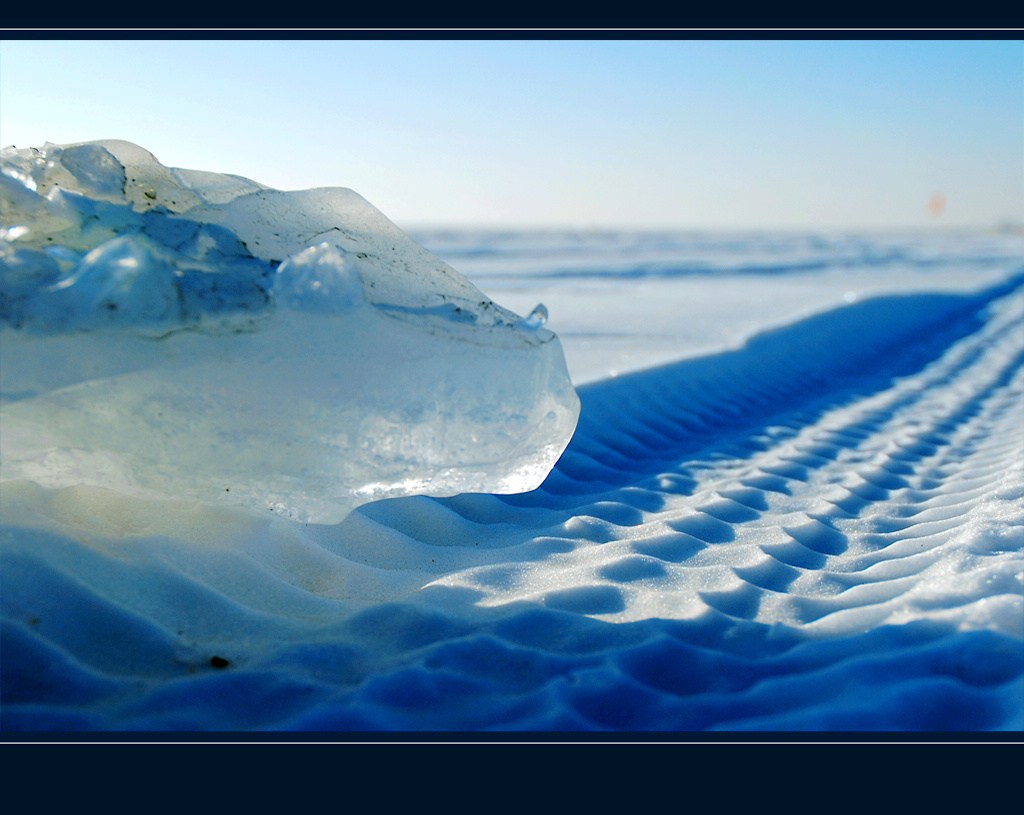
2 39 1021 230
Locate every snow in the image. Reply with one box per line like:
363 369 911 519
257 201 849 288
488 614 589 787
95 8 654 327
0 142 580 523
2 144 1022 733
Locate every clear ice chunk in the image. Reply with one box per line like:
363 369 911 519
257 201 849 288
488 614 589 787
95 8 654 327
0 140 580 523
519 303 549 329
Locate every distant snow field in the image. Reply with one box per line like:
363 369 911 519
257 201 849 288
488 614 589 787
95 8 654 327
1 143 1022 731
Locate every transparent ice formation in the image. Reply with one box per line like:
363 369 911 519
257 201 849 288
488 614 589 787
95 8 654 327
0 140 580 523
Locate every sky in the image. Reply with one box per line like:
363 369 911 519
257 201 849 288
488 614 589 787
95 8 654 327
1 38 1021 231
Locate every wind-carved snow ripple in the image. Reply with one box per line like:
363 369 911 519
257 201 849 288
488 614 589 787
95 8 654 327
3 275 1022 730
352 275 1024 728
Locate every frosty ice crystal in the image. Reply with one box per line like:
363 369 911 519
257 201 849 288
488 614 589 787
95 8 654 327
0 140 579 523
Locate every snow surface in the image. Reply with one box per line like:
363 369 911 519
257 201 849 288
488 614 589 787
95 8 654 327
1 146 1022 732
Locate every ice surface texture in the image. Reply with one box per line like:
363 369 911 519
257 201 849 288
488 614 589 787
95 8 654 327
0 141 579 522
